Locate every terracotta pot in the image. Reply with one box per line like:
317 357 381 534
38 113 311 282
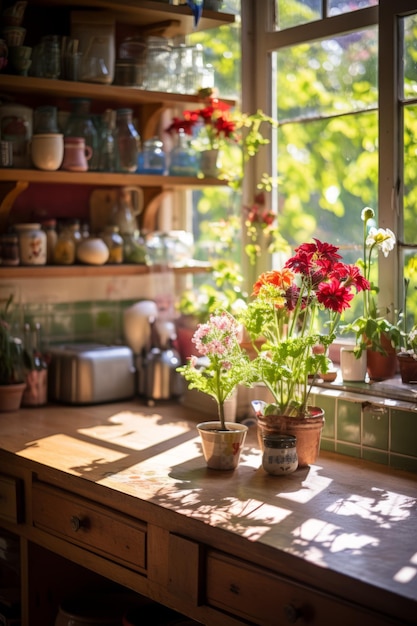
255 406 325 467
0 382 26 412
397 353 417 384
197 421 248 470
366 334 397 381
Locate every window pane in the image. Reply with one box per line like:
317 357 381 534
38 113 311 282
403 105 417 244
276 0 322 30
328 0 378 17
275 28 378 122
402 14 417 101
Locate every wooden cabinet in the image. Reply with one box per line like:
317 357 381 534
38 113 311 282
0 1 235 277
1 405 415 626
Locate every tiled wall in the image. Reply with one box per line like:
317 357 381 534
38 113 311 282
311 387 417 474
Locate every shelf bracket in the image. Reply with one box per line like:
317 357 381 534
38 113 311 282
0 181 29 233
142 187 172 232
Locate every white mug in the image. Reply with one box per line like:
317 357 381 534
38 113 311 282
31 133 64 171
340 347 367 382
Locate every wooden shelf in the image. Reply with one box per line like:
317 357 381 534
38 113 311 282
0 261 211 278
0 169 225 187
0 76 236 108
28 0 236 36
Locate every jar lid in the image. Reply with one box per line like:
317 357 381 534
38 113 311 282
263 434 296 448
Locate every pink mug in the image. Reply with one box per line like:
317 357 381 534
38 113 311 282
61 136 93 171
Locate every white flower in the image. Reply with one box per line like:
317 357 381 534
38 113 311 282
366 227 396 257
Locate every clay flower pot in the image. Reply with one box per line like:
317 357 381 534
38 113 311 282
253 402 325 468
397 353 417 384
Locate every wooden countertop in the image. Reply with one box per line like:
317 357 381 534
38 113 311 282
1 400 416 622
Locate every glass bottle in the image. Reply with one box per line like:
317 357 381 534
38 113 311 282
137 137 166 174
64 98 99 171
169 129 199 176
115 108 141 173
22 322 48 407
98 109 116 172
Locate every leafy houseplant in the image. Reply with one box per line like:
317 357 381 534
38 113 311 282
177 311 252 470
177 311 252 429
240 239 369 466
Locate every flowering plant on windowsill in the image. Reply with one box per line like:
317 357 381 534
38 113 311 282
177 311 253 430
341 207 402 357
239 239 369 418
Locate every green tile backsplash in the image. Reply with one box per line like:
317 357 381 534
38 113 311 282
14 295 417 475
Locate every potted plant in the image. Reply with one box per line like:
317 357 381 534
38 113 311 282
341 207 401 381
239 238 369 466
165 92 277 181
177 311 253 470
0 294 26 411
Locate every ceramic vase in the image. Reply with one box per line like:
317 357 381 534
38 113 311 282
252 401 325 467
199 149 219 178
197 421 248 470
340 347 367 382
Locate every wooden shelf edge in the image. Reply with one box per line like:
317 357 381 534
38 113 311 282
0 75 237 107
0 262 211 278
0 169 228 187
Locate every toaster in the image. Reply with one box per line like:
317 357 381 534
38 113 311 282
48 343 136 404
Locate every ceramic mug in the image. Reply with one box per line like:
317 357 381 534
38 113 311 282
30 133 64 171
61 136 92 171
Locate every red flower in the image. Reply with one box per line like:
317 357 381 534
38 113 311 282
317 278 355 313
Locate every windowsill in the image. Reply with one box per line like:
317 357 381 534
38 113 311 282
314 370 417 405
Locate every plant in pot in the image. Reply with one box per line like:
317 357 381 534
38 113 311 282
177 311 254 470
165 91 277 181
0 294 26 411
239 238 369 467
341 207 402 381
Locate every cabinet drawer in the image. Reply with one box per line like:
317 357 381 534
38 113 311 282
32 482 146 572
206 551 396 626
0 474 24 524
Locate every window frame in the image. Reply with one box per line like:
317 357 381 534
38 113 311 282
242 0 417 323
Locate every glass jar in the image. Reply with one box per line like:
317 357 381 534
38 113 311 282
0 233 19 266
115 108 141 173
64 98 99 171
98 109 116 172
144 36 173 91
53 220 81 265
137 137 166 174
14 223 47 266
101 225 124 264
41 219 57 264
39 35 61 79
262 434 298 475
169 129 199 176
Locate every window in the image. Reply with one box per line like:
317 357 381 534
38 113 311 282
251 0 417 330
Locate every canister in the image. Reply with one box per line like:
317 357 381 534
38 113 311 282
14 223 46 265
262 434 298 475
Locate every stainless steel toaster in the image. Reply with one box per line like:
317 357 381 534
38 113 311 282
48 343 136 404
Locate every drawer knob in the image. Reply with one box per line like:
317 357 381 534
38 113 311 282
70 515 85 532
284 604 301 623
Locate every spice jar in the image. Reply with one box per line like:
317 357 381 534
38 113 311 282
14 223 47 265
53 224 76 265
262 434 298 475
101 225 124 264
